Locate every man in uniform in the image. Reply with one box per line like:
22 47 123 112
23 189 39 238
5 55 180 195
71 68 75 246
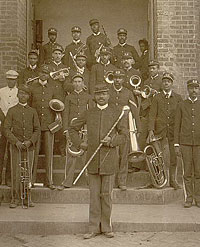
0 70 19 186
148 72 182 189
90 47 116 94
0 108 5 187
69 84 127 239
4 85 40 208
86 19 110 68
63 26 89 69
112 28 139 69
30 64 63 189
174 79 200 208
18 50 40 86
39 28 61 65
109 69 141 190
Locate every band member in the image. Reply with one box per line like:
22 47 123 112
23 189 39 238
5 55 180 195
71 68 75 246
58 73 93 190
86 19 110 68
18 50 39 86
39 28 61 65
90 47 116 94
4 85 40 208
69 84 127 239
29 64 63 189
148 72 182 189
174 79 200 208
0 70 19 186
63 26 89 69
63 52 90 94
112 28 139 69
0 108 5 186
109 69 141 190
134 39 149 81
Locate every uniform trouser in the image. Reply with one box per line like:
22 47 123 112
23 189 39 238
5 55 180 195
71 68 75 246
10 144 34 202
32 131 54 186
181 145 200 203
0 135 6 184
88 174 115 233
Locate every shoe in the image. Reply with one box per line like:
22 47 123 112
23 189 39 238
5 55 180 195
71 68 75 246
104 232 114 238
57 185 65 191
118 185 127 191
184 201 192 208
195 202 200 208
170 181 181 190
10 202 18 208
83 232 99 239
29 201 35 207
47 184 56 190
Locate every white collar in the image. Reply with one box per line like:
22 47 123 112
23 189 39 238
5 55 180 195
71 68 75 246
8 86 17 90
19 102 28 107
73 40 80 45
29 64 37 70
93 32 101 36
39 79 48 86
53 61 62 66
113 85 123 92
163 90 172 98
119 43 126 47
74 89 83 94
143 50 148 55
188 97 198 103
97 103 108 110
151 74 159 80
101 60 110 66
124 66 132 71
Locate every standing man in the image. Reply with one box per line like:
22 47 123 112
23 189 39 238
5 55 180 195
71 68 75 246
90 47 116 94
39 28 61 65
4 85 40 208
174 79 200 208
109 69 141 190
69 84 127 239
148 72 182 189
112 28 139 69
0 108 5 186
86 19 110 68
18 50 40 86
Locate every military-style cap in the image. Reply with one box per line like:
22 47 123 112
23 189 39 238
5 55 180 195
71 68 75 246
117 28 127 35
39 64 50 74
113 69 125 77
187 79 199 87
122 52 133 59
162 72 174 82
89 19 99 26
28 50 39 57
94 84 109 94
72 73 84 81
76 52 87 59
148 60 159 67
18 85 31 95
48 28 57 34
52 45 64 53
6 70 19 79
100 47 111 55
71 26 81 32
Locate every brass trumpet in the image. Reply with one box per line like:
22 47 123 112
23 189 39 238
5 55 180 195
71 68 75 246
129 75 141 89
104 71 114 84
50 68 70 80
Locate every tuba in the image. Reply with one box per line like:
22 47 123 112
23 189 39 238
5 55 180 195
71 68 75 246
144 136 168 189
50 68 70 80
104 71 114 84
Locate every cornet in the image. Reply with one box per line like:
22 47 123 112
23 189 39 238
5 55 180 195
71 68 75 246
104 71 114 84
50 68 70 80
141 85 158 99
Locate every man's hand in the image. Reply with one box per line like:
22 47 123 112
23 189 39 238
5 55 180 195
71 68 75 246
16 141 25 150
80 141 88 151
23 140 32 148
147 130 154 144
101 136 112 146
174 146 182 157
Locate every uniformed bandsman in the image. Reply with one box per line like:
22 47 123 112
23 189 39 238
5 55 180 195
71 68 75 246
112 28 139 69
39 28 61 65
148 72 182 189
174 79 200 208
4 85 40 208
109 69 141 190
86 19 110 68
0 108 5 187
90 47 116 94
18 50 40 86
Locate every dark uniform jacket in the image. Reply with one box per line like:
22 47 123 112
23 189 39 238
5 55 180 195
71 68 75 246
86 33 109 67
112 44 139 69
90 63 116 94
148 91 182 140
109 86 141 132
29 80 63 131
39 41 61 65
69 105 127 175
4 104 40 147
0 108 5 134
174 99 200 145
18 66 40 86
63 90 93 130
134 50 149 81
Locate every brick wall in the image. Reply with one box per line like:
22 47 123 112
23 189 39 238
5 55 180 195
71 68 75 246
0 0 27 87
156 0 200 98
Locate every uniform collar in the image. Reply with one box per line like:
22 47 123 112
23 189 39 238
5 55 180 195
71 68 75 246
97 103 108 110
18 102 28 107
7 86 17 91
53 61 62 66
93 32 101 36
143 50 148 55
113 85 123 92
151 74 159 80
73 40 80 45
39 79 48 86
119 43 126 47
74 89 83 94
29 64 37 70
101 60 110 66
163 90 172 98
188 97 198 103
124 66 132 72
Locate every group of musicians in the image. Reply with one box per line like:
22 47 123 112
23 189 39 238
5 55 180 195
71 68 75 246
0 18 199 238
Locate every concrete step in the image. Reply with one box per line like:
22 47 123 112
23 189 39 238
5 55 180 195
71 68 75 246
0 202 199 235
0 186 184 205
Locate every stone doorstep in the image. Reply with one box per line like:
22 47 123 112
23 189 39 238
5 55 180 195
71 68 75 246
0 203 200 235
0 186 184 205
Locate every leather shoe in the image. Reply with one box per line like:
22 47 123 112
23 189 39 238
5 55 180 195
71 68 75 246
29 201 35 207
83 232 99 239
195 202 200 208
118 185 127 191
104 232 114 238
47 184 56 190
184 201 192 208
170 181 181 190
10 202 18 208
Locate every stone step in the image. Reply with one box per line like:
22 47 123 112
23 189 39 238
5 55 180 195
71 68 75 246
0 185 184 205
0 202 199 235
